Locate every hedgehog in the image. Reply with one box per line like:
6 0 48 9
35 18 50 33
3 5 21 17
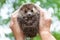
17 3 40 38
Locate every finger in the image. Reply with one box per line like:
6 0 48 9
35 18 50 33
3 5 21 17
44 10 52 20
10 16 23 35
35 5 45 19
39 7 52 20
39 8 45 27
10 9 25 39
10 16 21 33
11 10 19 24
10 17 14 28
10 9 19 28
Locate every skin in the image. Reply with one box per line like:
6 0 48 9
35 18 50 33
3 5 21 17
10 7 56 40
39 8 56 40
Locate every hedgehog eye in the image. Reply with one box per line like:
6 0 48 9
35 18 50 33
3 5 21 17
25 10 27 13
31 10 33 12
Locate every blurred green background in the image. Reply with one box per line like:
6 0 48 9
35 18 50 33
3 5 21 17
0 0 60 40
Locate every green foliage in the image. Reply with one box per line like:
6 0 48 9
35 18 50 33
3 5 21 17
52 32 60 40
13 0 26 10
54 12 60 20
9 32 60 40
31 0 36 3
0 0 6 8
2 17 10 25
33 34 41 40
0 17 10 25
0 16 3 25
0 0 60 40
33 32 60 40
0 0 60 25
5 33 14 40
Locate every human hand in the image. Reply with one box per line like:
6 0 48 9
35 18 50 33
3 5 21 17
38 7 56 40
10 9 25 40
39 7 51 33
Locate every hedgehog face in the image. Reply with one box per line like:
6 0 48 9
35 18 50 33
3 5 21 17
19 4 39 18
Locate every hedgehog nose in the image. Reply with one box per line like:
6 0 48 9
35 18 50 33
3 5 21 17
27 12 32 16
28 14 31 16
